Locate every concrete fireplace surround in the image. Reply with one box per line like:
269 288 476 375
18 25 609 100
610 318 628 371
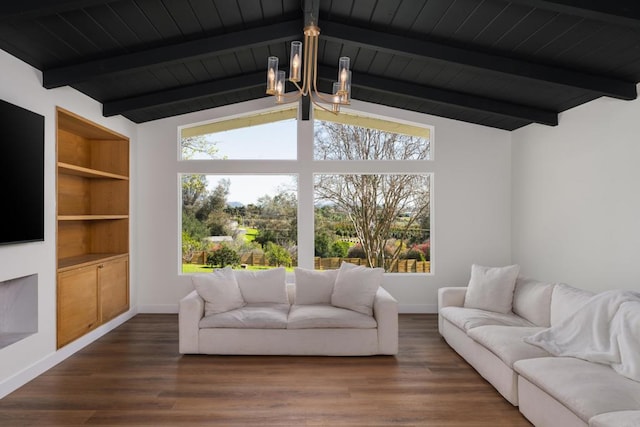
0 274 37 349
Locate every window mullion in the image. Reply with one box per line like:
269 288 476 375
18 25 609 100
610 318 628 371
296 107 316 269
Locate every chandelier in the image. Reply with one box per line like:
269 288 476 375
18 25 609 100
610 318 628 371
266 24 351 114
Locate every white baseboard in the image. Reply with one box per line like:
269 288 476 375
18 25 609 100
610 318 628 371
398 304 438 314
137 304 178 314
0 309 137 399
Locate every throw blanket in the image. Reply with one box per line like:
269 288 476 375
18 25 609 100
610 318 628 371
525 290 640 382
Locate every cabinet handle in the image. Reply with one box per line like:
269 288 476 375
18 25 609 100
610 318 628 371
98 264 104 269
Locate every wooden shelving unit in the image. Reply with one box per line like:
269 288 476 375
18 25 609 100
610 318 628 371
56 107 130 348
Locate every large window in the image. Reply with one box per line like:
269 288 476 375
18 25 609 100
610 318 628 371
179 106 432 274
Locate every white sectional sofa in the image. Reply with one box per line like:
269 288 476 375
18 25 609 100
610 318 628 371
438 265 640 427
179 263 398 356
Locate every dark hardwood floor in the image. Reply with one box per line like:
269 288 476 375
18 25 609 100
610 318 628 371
0 314 531 426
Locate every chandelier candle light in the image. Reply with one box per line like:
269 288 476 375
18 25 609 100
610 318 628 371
266 24 351 114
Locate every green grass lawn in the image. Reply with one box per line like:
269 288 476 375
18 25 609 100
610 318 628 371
242 227 259 242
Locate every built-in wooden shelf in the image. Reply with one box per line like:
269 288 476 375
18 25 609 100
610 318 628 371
56 107 130 349
58 253 128 272
58 215 129 221
58 162 129 180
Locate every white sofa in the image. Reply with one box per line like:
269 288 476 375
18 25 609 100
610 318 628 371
439 277 640 427
179 265 398 356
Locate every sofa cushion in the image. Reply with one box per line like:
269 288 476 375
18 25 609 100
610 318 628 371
464 264 520 314
331 262 383 316
440 306 534 332
550 283 594 326
234 268 288 304
514 357 640 422
294 267 338 305
512 277 555 327
467 325 550 368
287 305 377 329
199 303 290 329
589 411 640 427
191 267 245 316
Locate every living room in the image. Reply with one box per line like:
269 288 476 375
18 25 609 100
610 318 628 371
0 1 639 425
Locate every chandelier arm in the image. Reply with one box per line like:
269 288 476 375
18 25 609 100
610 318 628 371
291 80 304 93
310 95 339 115
309 30 340 109
277 92 303 101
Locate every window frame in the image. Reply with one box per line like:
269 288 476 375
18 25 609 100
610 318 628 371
177 102 435 276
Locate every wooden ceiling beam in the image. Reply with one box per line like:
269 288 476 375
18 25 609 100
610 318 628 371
320 21 637 101
43 19 301 88
507 0 640 28
102 72 265 117
317 66 558 126
104 62 557 126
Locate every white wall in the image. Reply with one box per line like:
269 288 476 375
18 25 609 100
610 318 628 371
0 49 138 398
136 97 512 313
512 90 640 292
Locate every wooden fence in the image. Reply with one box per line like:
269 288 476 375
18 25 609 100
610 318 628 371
185 251 430 273
314 257 430 273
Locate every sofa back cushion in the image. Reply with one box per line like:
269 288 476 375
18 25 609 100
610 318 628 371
294 267 338 304
550 283 594 326
192 266 246 316
331 262 383 316
463 264 520 314
512 277 555 327
234 267 288 304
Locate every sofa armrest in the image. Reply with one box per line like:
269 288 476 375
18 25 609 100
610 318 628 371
179 290 204 354
438 287 467 336
373 286 398 355
438 287 467 309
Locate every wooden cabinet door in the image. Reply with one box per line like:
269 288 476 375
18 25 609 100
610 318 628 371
57 265 99 347
99 257 129 322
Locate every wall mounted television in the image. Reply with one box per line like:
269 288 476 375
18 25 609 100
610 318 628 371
0 99 44 245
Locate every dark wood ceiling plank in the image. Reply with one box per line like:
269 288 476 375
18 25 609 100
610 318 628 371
317 66 557 126
471 3 533 46
102 72 265 116
189 0 223 32
369 0 401 27
506 0 640 28
447 0 509 43
430 0 483 39
514 14 583 56
134 0 184 40
325 0 356 21
0 0 121 22
391 1 428 30
61 9 122 52
215 0 244 29
237 0 264 24
107 2 162 45
412 0 457 35
85 4 144 50
320 20 637 100
43 19 300 88
161 0 204 35
36 14 99 57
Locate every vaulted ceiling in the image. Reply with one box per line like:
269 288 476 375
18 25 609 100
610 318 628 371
1 0 640 130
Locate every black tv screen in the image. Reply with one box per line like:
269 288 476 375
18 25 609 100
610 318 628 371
0 99 44 245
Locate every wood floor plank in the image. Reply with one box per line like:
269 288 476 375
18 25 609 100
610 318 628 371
0 314 531 426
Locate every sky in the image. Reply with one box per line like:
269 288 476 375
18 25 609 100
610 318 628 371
200 119 297 205
208 174 296 206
